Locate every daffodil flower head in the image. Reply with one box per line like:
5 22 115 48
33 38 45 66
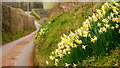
104 24 110 29
70 43 74 47
46 61 49 65
82 45 86 49
55 59 59 62
73 63 77 67
55 62 58 66
119 29 120 34
102 19 109 23
111 26 115 30
92 13 98 21
115 24 119 28
65 63 70 67
68 51 71 54
97 22 101 26
88 16 92 21
73 44 78 48
102 27 107 32
49 55 55 60
96 9 101 13
112 18 119 23
108 16 111 20
104 2 109 7
110 12 114 17
91 36 98 43
75 39 82 44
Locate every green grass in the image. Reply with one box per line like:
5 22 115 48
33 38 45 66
2 26 36 44
2 8 36 44
16 8 25 14
31 9 42 20
34 2 103 66
82 46 119 66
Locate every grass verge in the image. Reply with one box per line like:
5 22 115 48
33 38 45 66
16 8 25 14
31 9 42 20
2 26 36 44
34 2 103 66
82 46 119 66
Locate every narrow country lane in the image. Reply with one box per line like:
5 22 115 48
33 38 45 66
0 20 41 67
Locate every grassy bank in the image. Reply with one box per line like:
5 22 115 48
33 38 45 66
2 8 36 44
82 46 119 66
31 9 42 20
44 1 120 66
16 8 25 14
2 26 36 44
34 2 103 66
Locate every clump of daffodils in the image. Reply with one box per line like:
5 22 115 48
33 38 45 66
46 1 120 67
35 28 48 39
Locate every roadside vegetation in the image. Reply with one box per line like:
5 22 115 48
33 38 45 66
31 9 41 20
82 46 119 66
2 8 36 44
34 2 104 66
16 8 25 14
34 1 120 66
3 27 36 44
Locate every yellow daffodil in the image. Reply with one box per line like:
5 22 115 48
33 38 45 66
73 63 77 67
68 52 71 54
115 24 119 28
98 13 103 18
74 44 78 48
69 32 76 38
52 52 54 54
99 28 103 33
119 29 120 34
63 49 67 54
65 63 70 67
91 36 98 43
82 45 86 49
82 31 89 37
102 27 107 32
59 54 64 58
66 47 70 51
104 24 110 29
88 16 92 21
112 18 118 23
104 2 109 7
92 14 98 21
88 34 91 37
70 43 74 47
55 59 59 62
110 12 114 17
96 9 101 13
97 23 101 26
46 61 49 65
101 5 106 10
108 16 111 20
49 55 55 60
48 22 51 24
55 62 58 66
111 26 115 30
102 10 106 15
102 19 109 23
114 3 119 6
75 39 82 44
